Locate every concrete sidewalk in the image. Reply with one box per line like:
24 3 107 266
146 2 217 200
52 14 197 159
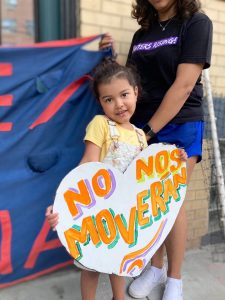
1 246 225 300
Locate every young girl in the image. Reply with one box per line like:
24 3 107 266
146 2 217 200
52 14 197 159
46 59 187 300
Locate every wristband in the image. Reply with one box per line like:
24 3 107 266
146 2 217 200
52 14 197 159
142 124 156 138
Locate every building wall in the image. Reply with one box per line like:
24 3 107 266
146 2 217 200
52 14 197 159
185 141 211 249
80 0 225 249
202 0 225 95
80 0 137 63
1 0 34 45
80 0 225 95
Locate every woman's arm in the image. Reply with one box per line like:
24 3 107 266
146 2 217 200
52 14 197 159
148 62 204 133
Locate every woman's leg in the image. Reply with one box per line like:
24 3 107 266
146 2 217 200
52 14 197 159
151 244 165 268
161 156 198 300
128 246 167 298
80 270 100 300
165 156 197 278
165 204 187 278
128 156 198 299
109 274 125 300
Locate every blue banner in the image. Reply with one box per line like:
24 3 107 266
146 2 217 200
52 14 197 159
0 36 109 287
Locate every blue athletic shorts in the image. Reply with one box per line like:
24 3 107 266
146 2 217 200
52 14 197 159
147 121 204 163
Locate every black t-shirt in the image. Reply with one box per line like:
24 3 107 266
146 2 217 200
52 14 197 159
127 13 213 124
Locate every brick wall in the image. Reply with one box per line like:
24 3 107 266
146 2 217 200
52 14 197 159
80 0 138 63
202 0 225 95
186 141 211 249
80 0 225 95
79 0 224 249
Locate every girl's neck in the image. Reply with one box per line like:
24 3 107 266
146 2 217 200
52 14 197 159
104 115 134 131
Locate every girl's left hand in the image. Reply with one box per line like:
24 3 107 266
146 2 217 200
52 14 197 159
45 205 59 230
178 148 188 162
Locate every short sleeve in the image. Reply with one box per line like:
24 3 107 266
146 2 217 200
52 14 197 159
84 115 107 148
126 30 141 66
179 13 213 69
126 42 134 66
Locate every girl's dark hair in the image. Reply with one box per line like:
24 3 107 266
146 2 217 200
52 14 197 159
92 58 141 99
131 0 202 29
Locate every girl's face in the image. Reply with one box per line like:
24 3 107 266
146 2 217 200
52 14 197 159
148 0 177 16
98 77 138 127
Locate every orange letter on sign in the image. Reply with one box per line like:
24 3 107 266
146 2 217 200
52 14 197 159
155 150 169 175
92 169 115 198
64 216 100 259
170 149 182 172
136 190 150 227
163 178 179 203
115 207 137 245
64 179 95 219
136 156 154 181
150 181 167 218
96 209 117 244
173 167 187 188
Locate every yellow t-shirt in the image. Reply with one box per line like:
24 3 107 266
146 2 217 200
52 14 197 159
84 115 148 162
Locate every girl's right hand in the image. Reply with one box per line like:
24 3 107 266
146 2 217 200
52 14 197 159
45 205 59 230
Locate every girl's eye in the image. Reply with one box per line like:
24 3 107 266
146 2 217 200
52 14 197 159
105 98 112 103
122 92 129 98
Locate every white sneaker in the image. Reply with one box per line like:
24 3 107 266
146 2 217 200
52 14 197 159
162 277 183 300
128 266 167 299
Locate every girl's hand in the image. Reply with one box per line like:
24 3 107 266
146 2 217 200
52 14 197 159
178 148 188 162
45 205 59 231
99 33 116 55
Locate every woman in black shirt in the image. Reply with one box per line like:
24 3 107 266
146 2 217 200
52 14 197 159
100 1 212 299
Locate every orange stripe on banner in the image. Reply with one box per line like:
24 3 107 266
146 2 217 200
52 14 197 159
0 63 13 76
29 76 90 129
0 95 13 106
0 123 13 131
0 260 73 288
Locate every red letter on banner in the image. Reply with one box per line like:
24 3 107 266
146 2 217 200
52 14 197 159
0 211 13 274
24 219 62 269
0 63 12 76
0 63 13 131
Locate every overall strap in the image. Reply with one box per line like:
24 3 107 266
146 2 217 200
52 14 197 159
134 127 145 150
106 117 144 150
106 119 120 141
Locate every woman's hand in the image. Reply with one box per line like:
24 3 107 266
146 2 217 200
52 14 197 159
178 148 188 162
45 205 59 231
145 134 151 142
99 33 117 58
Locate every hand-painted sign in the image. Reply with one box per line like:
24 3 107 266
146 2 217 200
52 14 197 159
54 143 187 276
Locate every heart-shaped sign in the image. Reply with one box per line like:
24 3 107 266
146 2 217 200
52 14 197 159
53 143 187 277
